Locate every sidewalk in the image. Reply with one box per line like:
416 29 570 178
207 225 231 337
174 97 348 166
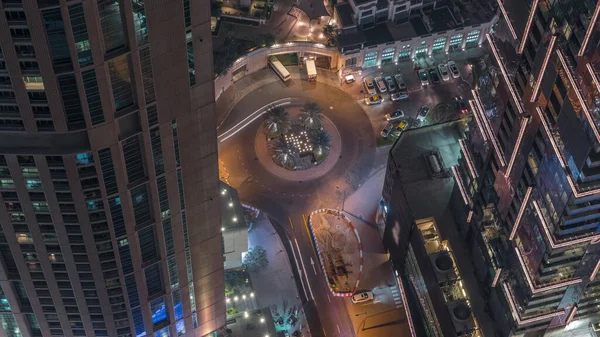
247 215 310 336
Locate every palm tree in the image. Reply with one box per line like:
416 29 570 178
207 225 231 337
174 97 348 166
263 106 291 137
269 138 296 169
300 102 323 130
309 129 332 159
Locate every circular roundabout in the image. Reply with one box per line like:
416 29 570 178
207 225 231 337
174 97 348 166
254 101 342 180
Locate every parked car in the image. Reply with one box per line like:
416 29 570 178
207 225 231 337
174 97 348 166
418 69 430 86
364 94 384 105
351 291 374 304
380 122 395 139
417 105 430 125
345 74 356 84
394 73 409 100
394 120 409 136
363 76 376 95
447 61 460 78
375 76 387 92
438 64 450 81
429 68 441 84
385 109 405 122
384 76 396 92
455 96 469 114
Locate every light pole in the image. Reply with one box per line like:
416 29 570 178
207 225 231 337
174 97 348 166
355 312 367 332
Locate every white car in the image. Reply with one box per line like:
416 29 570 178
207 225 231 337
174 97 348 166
394 73 409 100
351 291 374 304
374 76 387 92
418 69 429 86
345 74 356 84
438 64 450 81
447 61 460 78
385 109 405 122
363 77 376 95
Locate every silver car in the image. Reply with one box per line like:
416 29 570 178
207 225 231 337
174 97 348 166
375 76 387 92
363 76 376 95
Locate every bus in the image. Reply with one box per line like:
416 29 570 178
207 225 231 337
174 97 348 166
268 56 291 82
305 58 317 81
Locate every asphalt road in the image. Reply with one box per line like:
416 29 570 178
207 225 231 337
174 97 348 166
218 78 378 337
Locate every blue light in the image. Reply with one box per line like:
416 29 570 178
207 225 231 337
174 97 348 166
151 298 167 324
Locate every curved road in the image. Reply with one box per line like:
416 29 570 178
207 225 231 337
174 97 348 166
218 78 379 337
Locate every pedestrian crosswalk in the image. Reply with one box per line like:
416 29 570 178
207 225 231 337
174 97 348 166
390 286 403 309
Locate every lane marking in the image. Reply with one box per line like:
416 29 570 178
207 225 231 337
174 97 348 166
326 293 331 303
294 238 315 300
336 325 341 333
288 237 308 300
310 257 318 275
322 328 327 337
218 99 291 142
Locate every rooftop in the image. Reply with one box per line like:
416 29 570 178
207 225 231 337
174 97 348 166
363 23 395 47
335 2 356 29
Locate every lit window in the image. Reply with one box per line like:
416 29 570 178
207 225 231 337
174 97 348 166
150 297 168 325
22 77 44 90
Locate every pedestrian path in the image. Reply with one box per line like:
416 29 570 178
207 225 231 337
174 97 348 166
389 285 402 309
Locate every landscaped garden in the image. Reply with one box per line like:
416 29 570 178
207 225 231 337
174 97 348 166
262 102 333 171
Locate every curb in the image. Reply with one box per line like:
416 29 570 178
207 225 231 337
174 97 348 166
306 208 364 297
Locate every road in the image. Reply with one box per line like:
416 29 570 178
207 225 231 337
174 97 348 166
216 54 481 337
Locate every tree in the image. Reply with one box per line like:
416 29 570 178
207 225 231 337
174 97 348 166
309 129 332 157
263 106 291 137
253 34 276 48
322 24 339 47
243 246 269 272
269 138 296 169
300 102 323 129
424 103 457 125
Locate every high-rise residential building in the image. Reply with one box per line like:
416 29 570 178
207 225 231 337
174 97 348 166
0 1 223 337
450 0 600 335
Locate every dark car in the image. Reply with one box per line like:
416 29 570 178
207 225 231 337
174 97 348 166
455 96 469 114
429 68 440 84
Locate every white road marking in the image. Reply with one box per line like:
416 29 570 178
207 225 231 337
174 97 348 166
219 101 291 142
326 293 331 302
337 325 341 333
295 238 315 300
310 257 318 275
288 239 308 300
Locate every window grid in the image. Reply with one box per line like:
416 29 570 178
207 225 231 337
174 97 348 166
107 54 134 111
162 218 175 256
186 32 195 86
144 263 163 297
132 0 148 46
124 274 140 307
98 148 118 195
171 120 180 166
82 69 105 125
57 74 85 128
42 8 72 72
150 128 165 176
181 212 189 249
176 169 185 211
139 47 155 103
138 225 158 263
132 307 146 337
122 136 145 183
156 176 169 217
118 239 133 274
68 3 93 66
131 184 152 225
167 257 179 290
98 0 125 53
184 249 192 282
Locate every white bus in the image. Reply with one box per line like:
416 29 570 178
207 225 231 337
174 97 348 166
268 56 291 82
305 58 317 81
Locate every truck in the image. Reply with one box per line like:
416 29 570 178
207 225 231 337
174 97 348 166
305 58 317 81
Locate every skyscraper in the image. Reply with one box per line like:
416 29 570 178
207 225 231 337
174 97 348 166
0 1 223 337
452 0 600 335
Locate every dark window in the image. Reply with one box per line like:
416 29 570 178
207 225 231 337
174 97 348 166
147 105 158 126
150 128 164 175
186 32 195 86
132 308 145 337
99 148 118 195
130 184 152 225
144 263 163 297
108 55 134 111
183 0 191 27
82 70 105 125
122 136 145 183
98 0 125 53
138 226 157 263
177 169 184 211
132 0 148 46
156 176 169 216
181 212 188 249
42 8 72 72
171 120 180 166
68 4 93 67
124 274 139 307
139 47 155 104
57 74 85 129
109 197 126 237
162 218 174 256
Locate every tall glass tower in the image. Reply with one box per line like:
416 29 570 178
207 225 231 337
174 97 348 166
0 1 223 337
453 0 600 335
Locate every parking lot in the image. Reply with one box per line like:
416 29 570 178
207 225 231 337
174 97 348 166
340 56 478 142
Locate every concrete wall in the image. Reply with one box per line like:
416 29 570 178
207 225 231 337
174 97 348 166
214 42 340 100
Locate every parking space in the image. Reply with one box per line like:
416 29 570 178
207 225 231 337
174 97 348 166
340 57 477 142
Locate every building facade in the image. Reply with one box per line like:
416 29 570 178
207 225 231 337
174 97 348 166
334 0 496 68
0 1 223 337
452 0 600 335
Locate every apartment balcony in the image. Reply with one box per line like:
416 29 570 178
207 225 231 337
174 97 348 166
543 248 584 265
